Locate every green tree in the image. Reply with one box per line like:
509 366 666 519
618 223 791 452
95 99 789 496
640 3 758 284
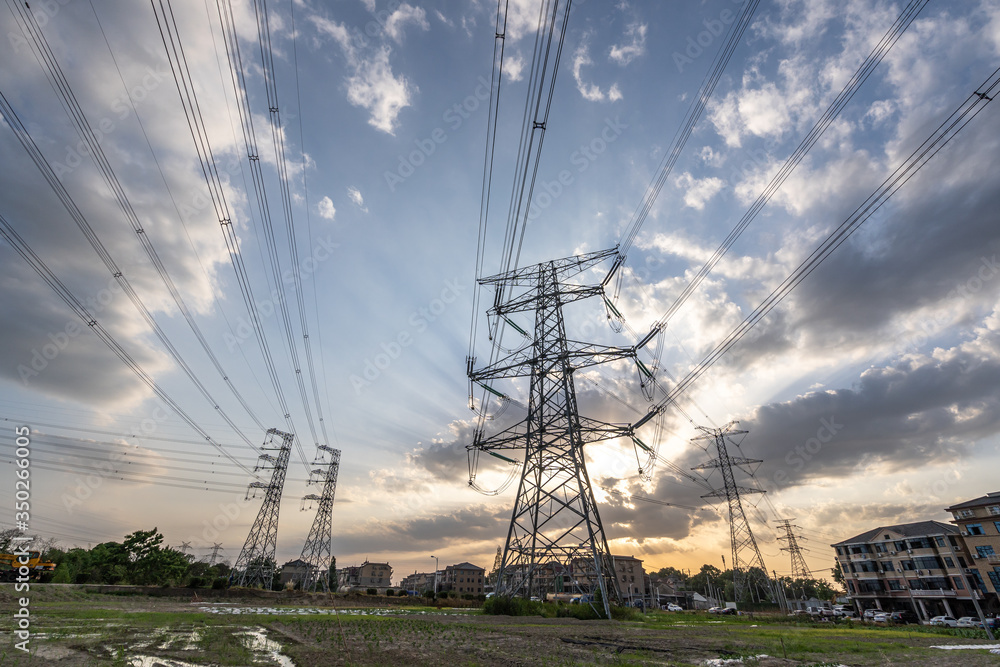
122 528 188 585
654 566 689 582
831 560 844 585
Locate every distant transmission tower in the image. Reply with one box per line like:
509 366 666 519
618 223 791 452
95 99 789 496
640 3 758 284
692 422 773 603
468 248 644 618
207 543 224 566
776 519 812 579
230 428 293 588
292 445 341 591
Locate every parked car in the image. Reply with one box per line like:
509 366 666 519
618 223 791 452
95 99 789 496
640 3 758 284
956 617 981 628
664 603 683 612
862 609 878 621
929 616 959 627
872 612 890 623
790 609 811 617
889 610 918 624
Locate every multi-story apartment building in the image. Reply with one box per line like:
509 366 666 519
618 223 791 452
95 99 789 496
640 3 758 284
337 560 393 590
612 555 646 604
399 570 435 593
832 520 987 620
945 491 1000 610
441 562 485 595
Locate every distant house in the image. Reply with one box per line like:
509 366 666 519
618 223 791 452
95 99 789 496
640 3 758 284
400 571 435 593
278 559 310 588
441 562 485 594
611 555 646 604
337 560 393 590
945 490 1000 603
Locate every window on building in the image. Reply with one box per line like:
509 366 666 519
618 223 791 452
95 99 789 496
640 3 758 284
894 541 906 551
915 556 943 570
976 545 996 557
958 509 975 519
958 556 968 568
988 505 1000 516
944 557 955 568
935 536 946 547
901 560 916 571
994 521 1000 534
887 580 903 591
953 577 964 590
967 524 985 536
988 567 1000 593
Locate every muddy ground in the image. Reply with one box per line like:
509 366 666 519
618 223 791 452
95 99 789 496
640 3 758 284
1 585 998 666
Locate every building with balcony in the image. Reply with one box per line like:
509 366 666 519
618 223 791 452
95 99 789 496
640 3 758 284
832 520 987 620
612 555 647 605
945 491 1000 611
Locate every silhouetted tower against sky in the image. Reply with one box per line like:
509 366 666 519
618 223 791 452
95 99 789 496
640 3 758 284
207 543 224 566
468 248 641 618
293 445 341 591
692 422 772 603
231 428 293 588
776 518 812 580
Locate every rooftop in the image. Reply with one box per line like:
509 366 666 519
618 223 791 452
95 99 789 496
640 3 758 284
944 491 1000 512
831 520 959 547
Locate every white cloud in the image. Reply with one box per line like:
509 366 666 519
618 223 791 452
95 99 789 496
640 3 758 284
345 46 415 135
572 38 621 103
360 0 375 11
609 22 647 66
503 52 525 82
347 186 368 213
384 3 429 43
311 15 416 135
318 196 336 220
675 172 725 210
865 100 894 126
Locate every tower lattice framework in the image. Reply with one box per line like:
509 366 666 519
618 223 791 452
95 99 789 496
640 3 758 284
468 248 639 618
776 518 812 580
292 445 341 591
231 428 293 588
692 422 773 603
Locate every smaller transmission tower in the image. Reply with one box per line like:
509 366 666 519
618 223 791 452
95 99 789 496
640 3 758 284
776 519 812 580
692 421 773 603
292 445 341 591
207 543 224 566
231 428 294 588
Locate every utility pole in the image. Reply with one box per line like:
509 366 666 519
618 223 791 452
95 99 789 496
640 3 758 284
468 248 642 619
776 519 812 579
230 428 293 588
693 422 772 604
292 445 341 592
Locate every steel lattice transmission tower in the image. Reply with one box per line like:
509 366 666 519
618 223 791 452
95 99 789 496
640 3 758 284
692 422 773 603
468 248 643 618
230 428 293 588
776 518 812 580
292 445 341 591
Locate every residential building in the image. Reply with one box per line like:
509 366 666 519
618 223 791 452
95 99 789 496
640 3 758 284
399 571 435 593
832 520 987 620
441 562 485 595
612 555 646 604
278 558 310 588
945 491 1000 610
336 560 393 590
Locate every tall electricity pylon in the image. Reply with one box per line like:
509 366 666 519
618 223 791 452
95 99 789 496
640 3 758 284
468 248 642 619
776 519 812 579
292 445 341 591
231 428 293 588
692 422 773 603
207 543 224 566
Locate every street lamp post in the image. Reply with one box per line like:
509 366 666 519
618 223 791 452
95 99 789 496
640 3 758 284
431 555 439 595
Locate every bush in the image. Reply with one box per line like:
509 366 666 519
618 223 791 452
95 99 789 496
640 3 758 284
187 577 206 588
462 593 474 600
482 596 544 616
477 594 487 602
385 589 395 596
366 588 378 596
437 591 450 599
423 590 434 599
211 577 228 590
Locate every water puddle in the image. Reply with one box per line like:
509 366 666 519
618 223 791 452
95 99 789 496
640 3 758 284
196 605 474 617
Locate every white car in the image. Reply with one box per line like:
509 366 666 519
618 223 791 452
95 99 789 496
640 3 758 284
665 603 683 612
929 616 958 627
956 616 980 628
872 612 889 623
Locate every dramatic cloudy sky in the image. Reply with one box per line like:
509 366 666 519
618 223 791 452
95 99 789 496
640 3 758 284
2 0 1000 583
